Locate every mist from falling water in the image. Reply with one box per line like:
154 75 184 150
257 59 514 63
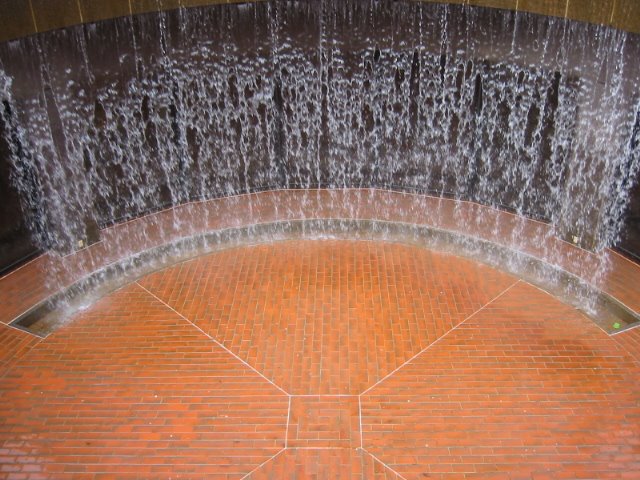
0 0 639 312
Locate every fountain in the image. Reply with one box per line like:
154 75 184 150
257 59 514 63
2 2 640 478
0 0 639 335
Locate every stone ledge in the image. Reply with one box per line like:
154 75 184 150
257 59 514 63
1 189 639 336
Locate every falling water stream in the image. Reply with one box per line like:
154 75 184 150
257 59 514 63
0 0 639 328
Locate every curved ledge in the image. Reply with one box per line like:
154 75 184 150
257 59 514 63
1 0 639 44
2 189 639 336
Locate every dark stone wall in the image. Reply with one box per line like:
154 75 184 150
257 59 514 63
621 183 640 260
618 110 640 261
0 103 39 274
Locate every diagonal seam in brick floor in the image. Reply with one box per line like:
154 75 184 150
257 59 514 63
360 281 640 478
138 240 519 396
0 322 43 380
1 283 291 478
135 271 520 479
240 448 288 480
359 448 408 480
359 279 522 396
612 323 640 365
244 446 407 479
136 281 291 396
139 274 416 478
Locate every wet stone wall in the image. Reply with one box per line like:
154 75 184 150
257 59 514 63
0 0 639 272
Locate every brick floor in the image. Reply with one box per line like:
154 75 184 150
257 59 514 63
361 281 640 479
287 396 360 449
0 324 40 379
1 240 639 479
138 240 516 395
0 284 289 479
246 448 401 479
614 326 640 365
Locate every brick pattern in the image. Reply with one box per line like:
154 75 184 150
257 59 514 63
247 448 402 479
287 396 360 448
361 282 640 479
0 283 289 479
614 326 640 365
139 240 516 394
2 241 640 478
0 324 40 378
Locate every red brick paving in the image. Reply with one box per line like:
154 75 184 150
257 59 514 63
139 240 515 395
361 281 640 479
0 284 288 479
614 326 640 365
287 397 360 449
246 448 401 479
0 325 40 378
0 240 639 479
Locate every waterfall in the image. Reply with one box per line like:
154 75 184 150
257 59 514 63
0 0 638 300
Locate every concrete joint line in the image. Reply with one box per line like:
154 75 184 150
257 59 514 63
359 447 408 480
359 279 522 396
240 448 287 480
135 282 291 396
